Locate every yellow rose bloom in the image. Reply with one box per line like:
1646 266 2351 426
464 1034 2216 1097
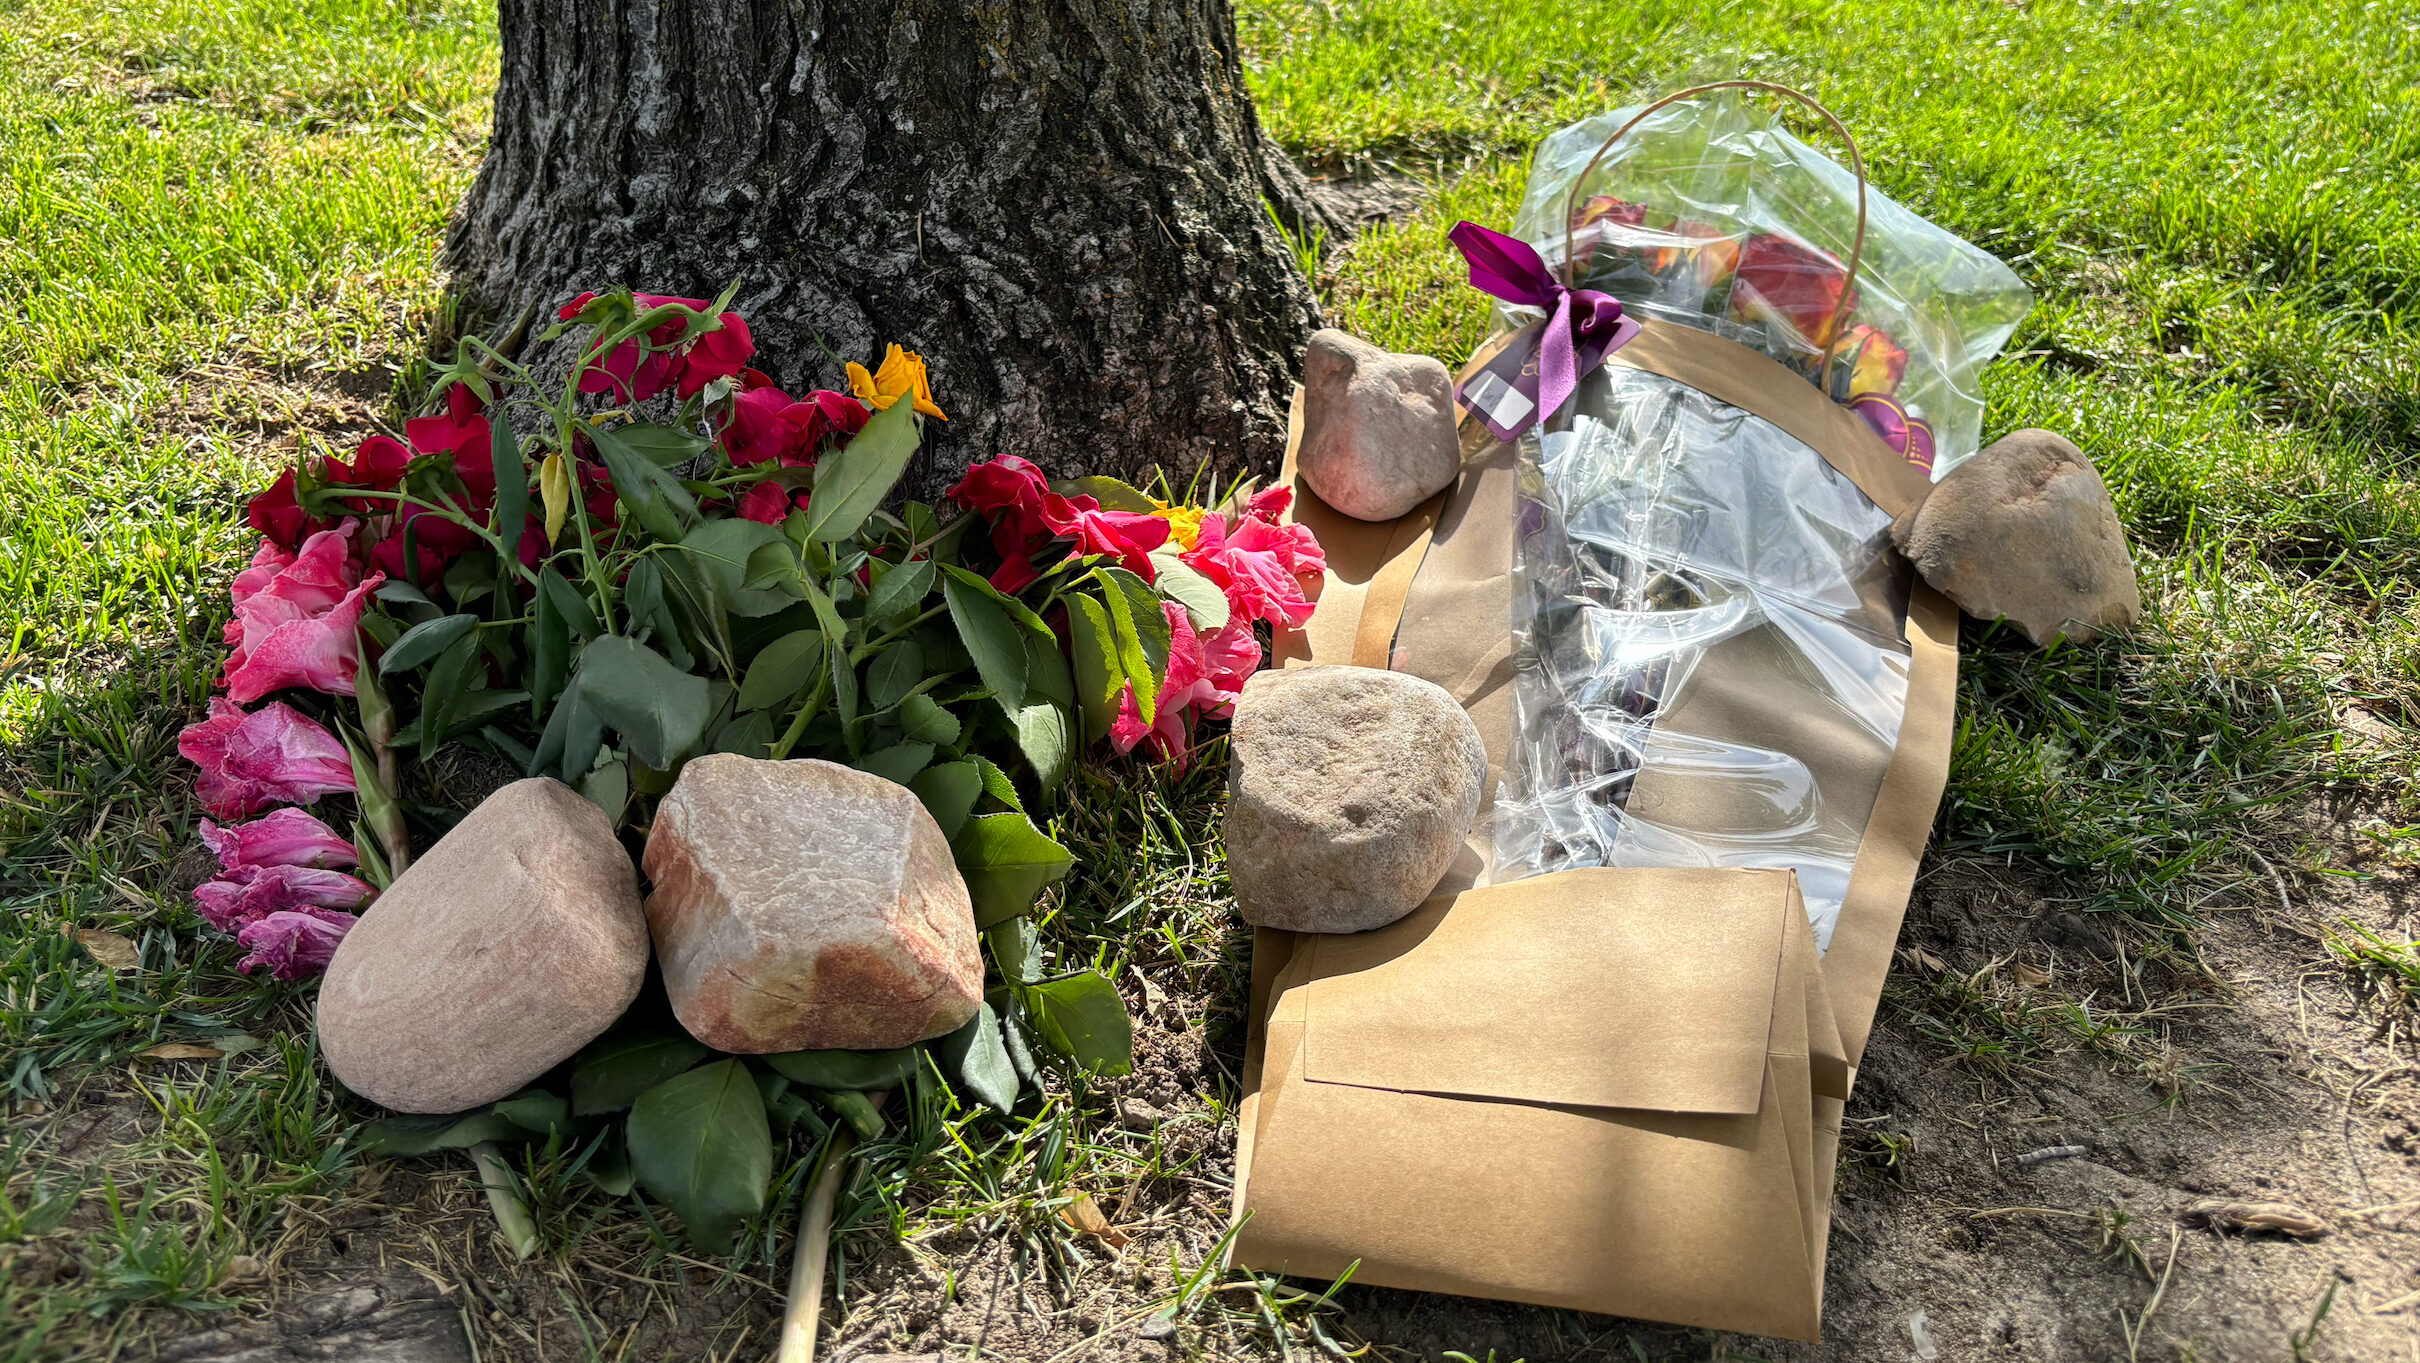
1152 499 1205 550
846 344 948 421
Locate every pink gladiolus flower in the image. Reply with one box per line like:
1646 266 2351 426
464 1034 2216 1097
235 907 357 980
178 699 357 819
193 863 375 933
199 808 357 871
222 527 384 704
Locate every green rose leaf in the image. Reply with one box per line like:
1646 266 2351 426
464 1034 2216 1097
801 394 920 544
491 1089 568 1137
952 810 1074 927
941 567 1029 710
866 557 937 626
489 418 528 574
866 639 926 710
355 1109 527 1158
1096 566 1169 697
736 629 825 713
571 635 714 771
1021 971 1135 1077
625 1060 772 1255
986 916 1041 985
855 740 934 785
763 1047 922 1092
1051 475 1161 513
612 421 715 468
413 631 485 748
909 760 982 839
896 693 962 748
588 422 700 540
932 1003 1020 1111
539 566 603 640
1147 551 1229 632
1065 593 1124 744
380 613 479 675
571 1027 711 1116
680 518 799 618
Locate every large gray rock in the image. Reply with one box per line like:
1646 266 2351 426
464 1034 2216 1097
1892 429 2142 646
1297 329 1462 522
642 755 982 1053
318 778 646 1114
1226 666 1487 934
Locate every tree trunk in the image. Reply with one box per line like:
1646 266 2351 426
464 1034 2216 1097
450 0 1328 500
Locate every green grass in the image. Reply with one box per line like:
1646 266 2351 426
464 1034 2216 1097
2 0 2418 1357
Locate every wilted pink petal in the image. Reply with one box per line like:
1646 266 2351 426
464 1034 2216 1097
198 808 357 872
193 863 375 933
1196 614 1262 717
230 540 297 605
223 527 384 703
179 699 357 820
235 908 358 980
1110 683 1192 768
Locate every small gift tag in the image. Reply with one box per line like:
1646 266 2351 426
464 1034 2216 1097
1456 315 1642 443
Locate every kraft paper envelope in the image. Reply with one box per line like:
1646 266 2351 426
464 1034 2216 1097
1233 320 1958 1339
1234 868 1848 1340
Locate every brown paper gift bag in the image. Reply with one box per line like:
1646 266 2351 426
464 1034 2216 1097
1231 317 1960 1340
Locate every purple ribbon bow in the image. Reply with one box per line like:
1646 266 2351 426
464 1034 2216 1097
1448 220 1640 441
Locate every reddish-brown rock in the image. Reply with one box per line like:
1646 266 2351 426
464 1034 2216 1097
642 755 982 1053
318 778 648 1113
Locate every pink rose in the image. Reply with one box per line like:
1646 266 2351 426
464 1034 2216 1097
235 908 358 980
1182 514 1318 630
199 808 357 871
193 863 375 933
404 383 492 479
178 699 357 819
1111 603 1262 767
222 527 383 703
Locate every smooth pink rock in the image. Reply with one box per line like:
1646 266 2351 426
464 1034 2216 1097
642 755 981 1053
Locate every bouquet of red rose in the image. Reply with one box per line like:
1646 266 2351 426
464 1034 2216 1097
180 284 1321 1014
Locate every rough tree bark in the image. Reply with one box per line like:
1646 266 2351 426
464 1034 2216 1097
449 0 1332 499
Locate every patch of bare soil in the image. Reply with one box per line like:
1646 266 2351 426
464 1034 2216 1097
89 812 2420 1363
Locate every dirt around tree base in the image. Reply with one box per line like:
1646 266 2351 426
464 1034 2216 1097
47 840 2419 1362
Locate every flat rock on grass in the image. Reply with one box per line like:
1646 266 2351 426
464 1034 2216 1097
317 778 648 1114
642 755 982 1053
1225 665 1487 934
1892 428 2142 646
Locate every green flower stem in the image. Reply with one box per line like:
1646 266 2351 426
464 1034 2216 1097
767 675 832 762
848 605 946 665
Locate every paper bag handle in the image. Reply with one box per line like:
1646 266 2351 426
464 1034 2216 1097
1559 80 1870 395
